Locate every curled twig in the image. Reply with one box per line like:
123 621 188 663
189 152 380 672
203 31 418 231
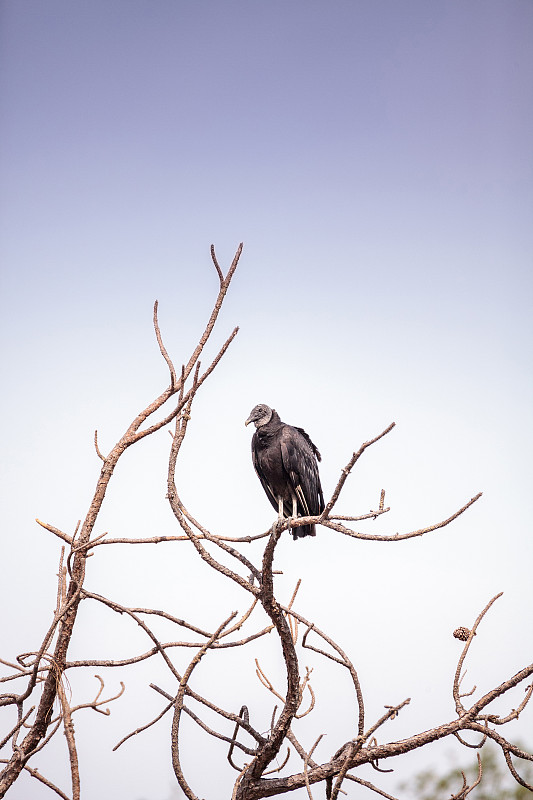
228 706 250 771
70 674 125 716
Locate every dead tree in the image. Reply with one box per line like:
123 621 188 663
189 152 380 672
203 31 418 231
0 244 531 800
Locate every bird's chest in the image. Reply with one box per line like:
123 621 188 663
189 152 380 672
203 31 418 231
255 434 292 498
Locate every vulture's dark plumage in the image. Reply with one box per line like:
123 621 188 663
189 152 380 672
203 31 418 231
245 404 324 539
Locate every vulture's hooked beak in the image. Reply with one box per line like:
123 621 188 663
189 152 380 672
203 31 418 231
244 417 252 427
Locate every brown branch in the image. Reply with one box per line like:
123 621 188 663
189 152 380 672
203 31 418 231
264 748 291 776
228 706 251 771
70 675 125 715
0 658 27 675
149 690 259 756
299 615 364 737
232 762 253 800
1 546 90 711
363 700 411 747
0 761 70 800
237 526 301 798
81 591 213 637
255 660 285 705
503 748 533 791
173 241 242 396
172 494 262 585
454 729 486 749
167 465 259 596
211 243 224 285
344 775 399 800
80 590 182 682
480 682 533 725
132 323 240 445
468 722 533 763
35 518 73 546
164 345 263 595
66 623 274 670
5 242 531 800
0 707 35 751
450 753 482 800
0 245 245 795
19 712 63 762
183 705 257 757
83 530 272 545
321 423 395 518
321 492 483 541
453 593 504 715
255 658 314 720
57 680 80 800
55 547 66 616
242 608 529 800
171 611 238 800
304 735 325 800
330 508 390 523
467 664 533 737
150 685 266 747
114 700 173 751
330 739 356 800
295 669 315 719
115 689 258 758
153 299 177 388
286 729 317 768
94 430 105 461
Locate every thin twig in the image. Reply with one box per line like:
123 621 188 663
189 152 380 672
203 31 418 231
453 593 504 715
153 299 177 389
57 680 80 800
94 430 105 461
228 706 250 771
450 753 483 799
0 761 70 800
114 700 173 751
304 735 325 800
322 492 483 542
211 244 224 285
321 423 395 518
344 774 399 800
35 518 73 545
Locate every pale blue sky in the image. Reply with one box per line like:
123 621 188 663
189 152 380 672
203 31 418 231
1 2 532 799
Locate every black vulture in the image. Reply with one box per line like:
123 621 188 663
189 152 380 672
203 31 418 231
245 404 324 539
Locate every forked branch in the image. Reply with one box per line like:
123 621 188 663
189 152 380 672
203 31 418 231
0 245 243 798
2 243 530 800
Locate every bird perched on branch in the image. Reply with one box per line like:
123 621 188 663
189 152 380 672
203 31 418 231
245 404 324 539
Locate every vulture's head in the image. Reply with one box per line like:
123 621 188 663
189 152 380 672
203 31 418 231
245 404 273 429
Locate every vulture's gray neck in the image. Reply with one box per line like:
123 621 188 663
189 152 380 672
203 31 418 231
255 407 274 428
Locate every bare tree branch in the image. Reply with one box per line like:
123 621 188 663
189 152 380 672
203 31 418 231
321 423 395 518
0 761 70 800
0 245 243 797
57 680 80 800
171 611 238 800
2 244 530 800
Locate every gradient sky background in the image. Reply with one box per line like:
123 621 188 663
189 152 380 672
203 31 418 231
1 2 532 799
